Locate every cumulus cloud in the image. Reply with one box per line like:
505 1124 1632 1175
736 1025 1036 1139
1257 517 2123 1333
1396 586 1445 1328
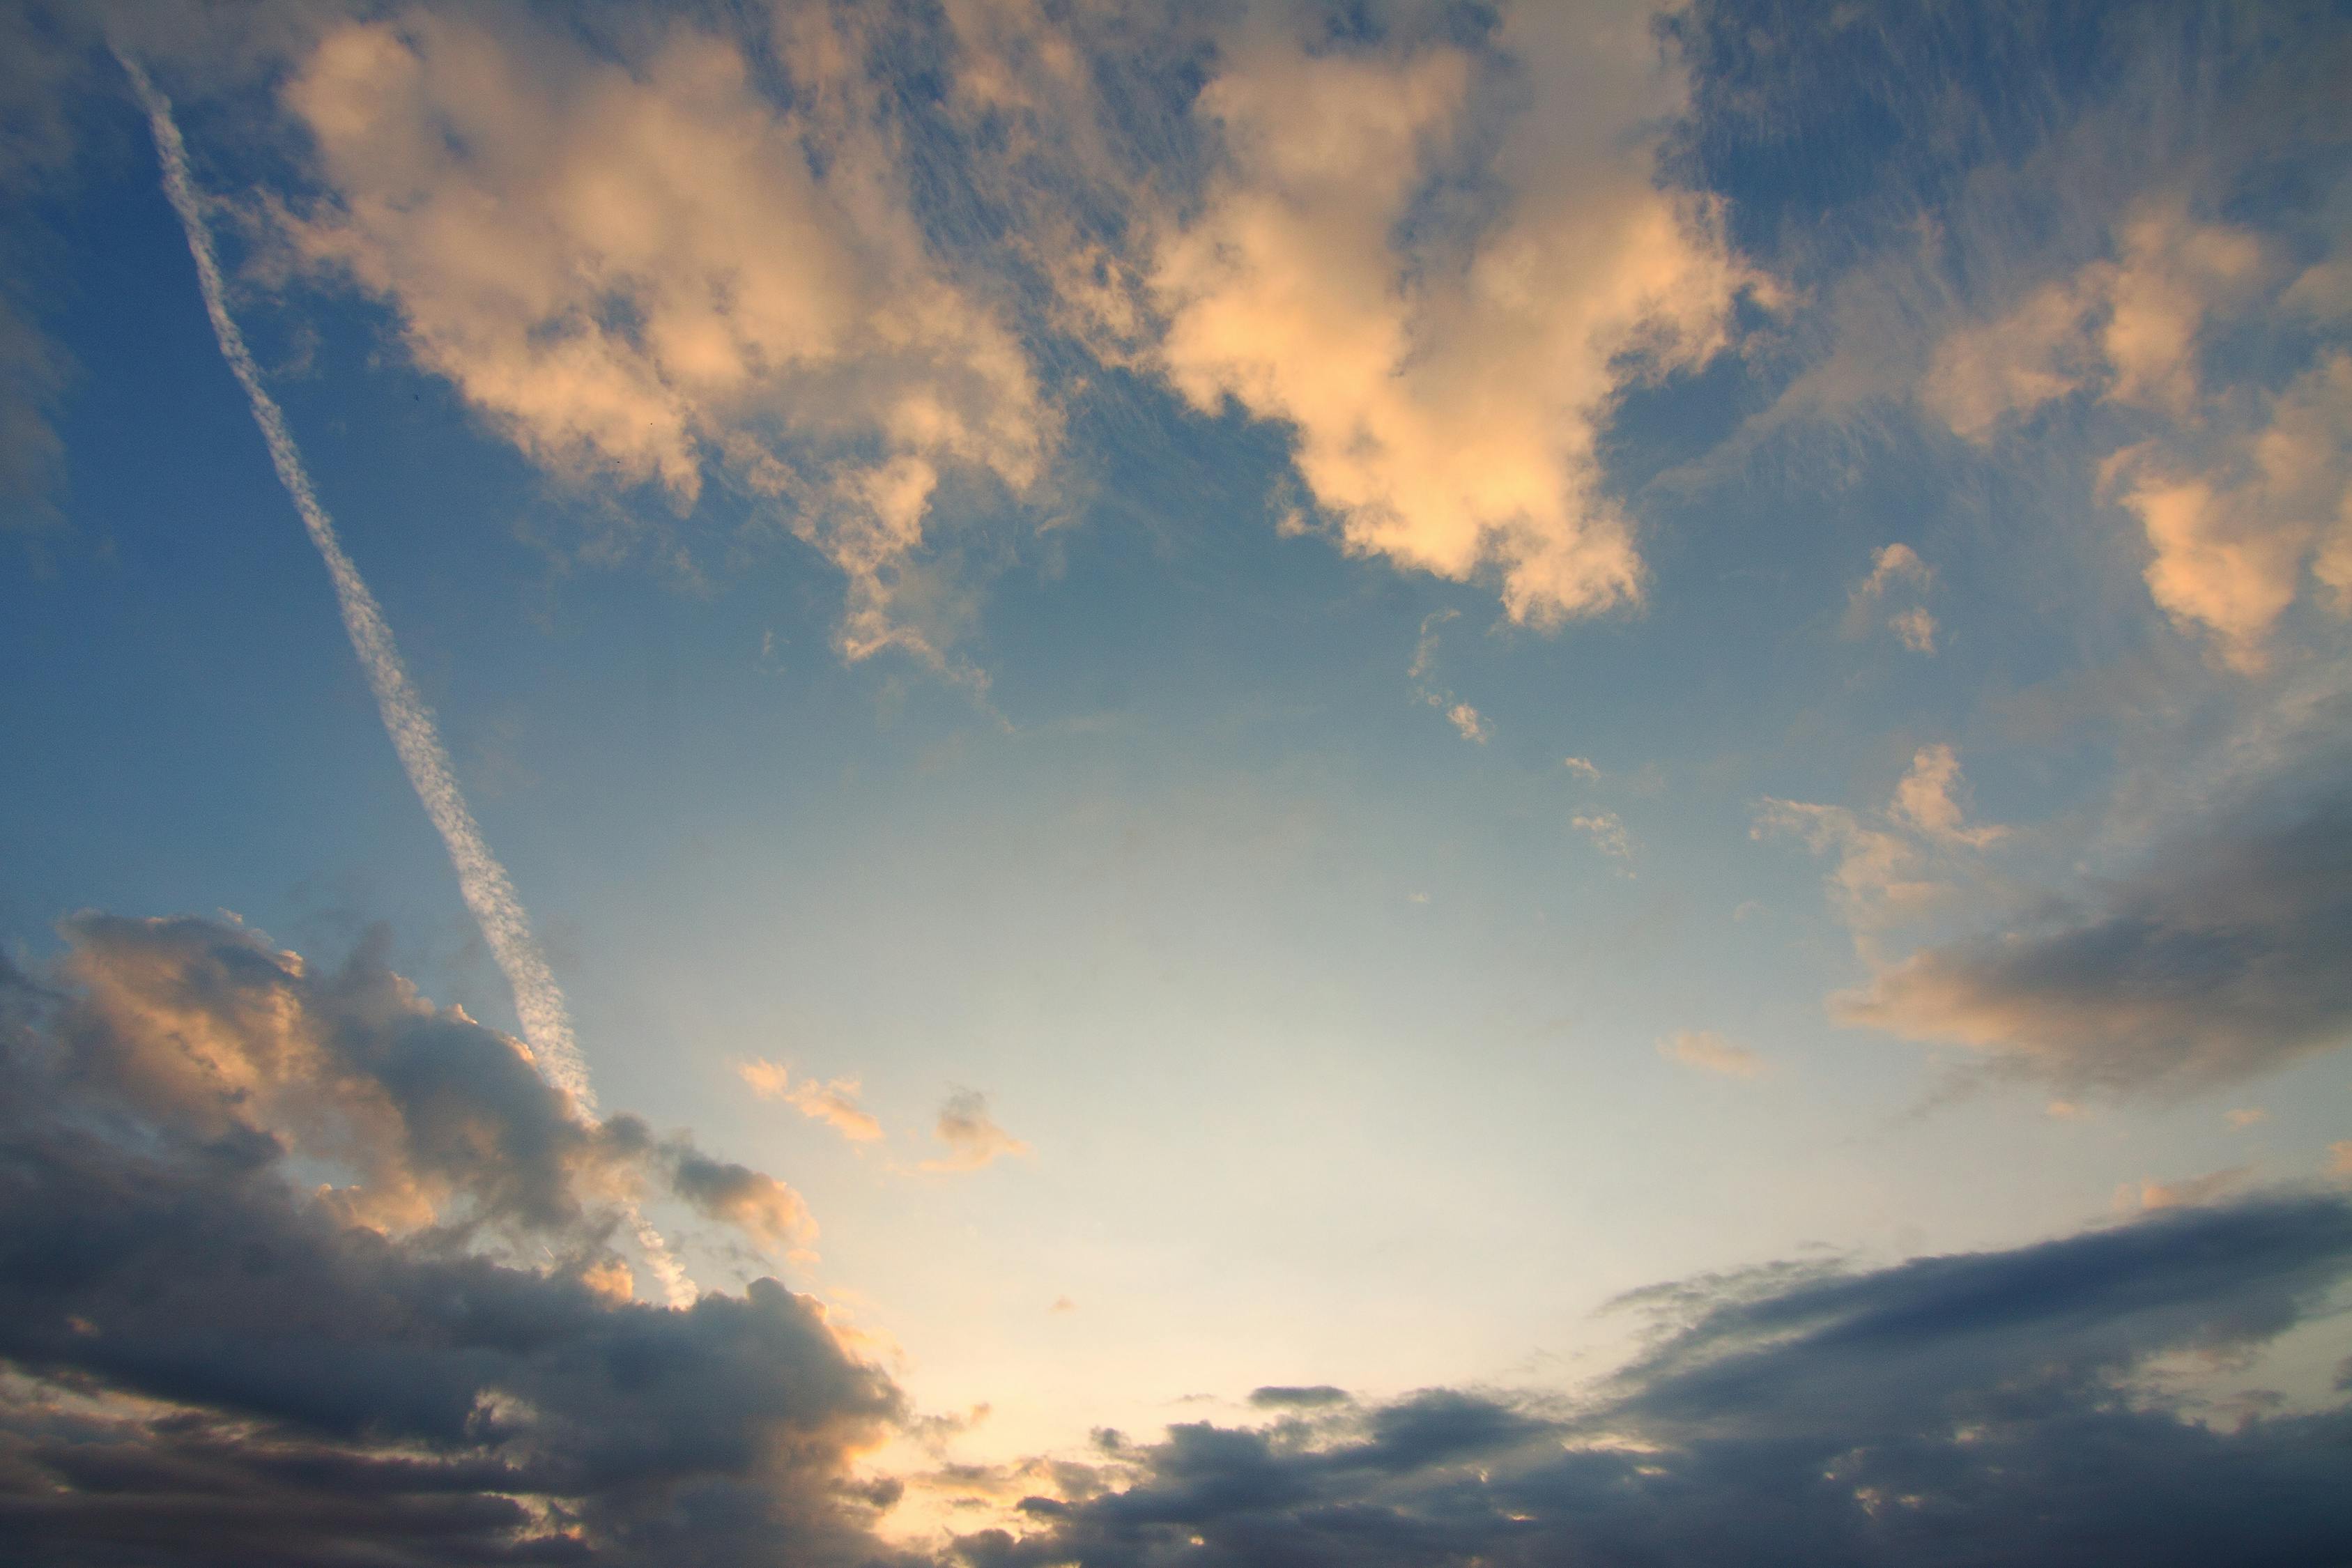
1105 4 1765 626
1837 767 2352 1096
920 1088 1031 1175
1924 191 2352 670
957 1194 2352 1567
739 1059 886 1144
1658 1029 1765 1079
0 915 905 1565
275 8 1049 666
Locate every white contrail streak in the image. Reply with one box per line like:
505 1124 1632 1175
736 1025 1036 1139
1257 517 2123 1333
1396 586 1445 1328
119 55 691 1304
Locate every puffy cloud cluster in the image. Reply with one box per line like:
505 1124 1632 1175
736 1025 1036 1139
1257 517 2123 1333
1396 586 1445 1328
1925 194 2352 670
250 1 1765 661
956 1193 2352 1567
0 915 899 1565
1126 6 1765 625
279 8 1049 666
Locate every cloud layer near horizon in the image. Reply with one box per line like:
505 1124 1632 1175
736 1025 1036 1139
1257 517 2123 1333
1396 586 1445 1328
955 1191 2352 1567
6 912 2352 1564
0 915 891 1565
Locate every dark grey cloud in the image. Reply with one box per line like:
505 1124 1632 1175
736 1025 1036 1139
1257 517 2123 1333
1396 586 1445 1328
1245 1385 1351 1410
961 1195 2352 1568
1839 755 2352 1094
0 914 912 1567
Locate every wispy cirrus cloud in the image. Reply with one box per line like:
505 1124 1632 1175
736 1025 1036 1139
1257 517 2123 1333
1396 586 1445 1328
739 1058 886 1144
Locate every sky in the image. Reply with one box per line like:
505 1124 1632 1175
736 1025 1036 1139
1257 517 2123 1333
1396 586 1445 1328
3 1 2351 1563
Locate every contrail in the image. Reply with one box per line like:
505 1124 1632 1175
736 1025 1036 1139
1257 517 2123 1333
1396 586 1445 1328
119 54 691 1304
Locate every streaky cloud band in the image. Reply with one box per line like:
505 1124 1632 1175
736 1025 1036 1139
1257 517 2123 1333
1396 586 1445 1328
114 51 689 1302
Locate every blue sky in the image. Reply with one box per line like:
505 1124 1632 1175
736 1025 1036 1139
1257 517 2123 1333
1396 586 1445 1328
3 2 2351 1562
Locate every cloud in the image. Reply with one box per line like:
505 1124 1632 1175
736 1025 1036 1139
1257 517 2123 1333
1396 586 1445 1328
1855 541 1932 599
1562 756 1601 781
273 9 1049 666
1839 760 2352 1096
668 1148 816 1252
1406 610 1491 744
1922 188 2351 670
1890 744 2006 847
2121 1167 2252 1213
125 58 601 1118
1247 1386 1352 1411
2228 1108 2268 1130
1444 703 1489 744
1845 545 1939 653
1758 744 2003 945
1658 1029 1766 1079
1117 6 1764 627
0 915 906 1565
738 1059 886 1144
739 1057 792 1099
1752 801 1935 938
1887 605 1937 653
920 1088 1031 1174
958 1194 2352 1567
1571 810 1635 861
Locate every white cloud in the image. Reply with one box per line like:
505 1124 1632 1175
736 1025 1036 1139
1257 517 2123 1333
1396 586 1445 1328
1447 702 1490 744
1562 755 1602 781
